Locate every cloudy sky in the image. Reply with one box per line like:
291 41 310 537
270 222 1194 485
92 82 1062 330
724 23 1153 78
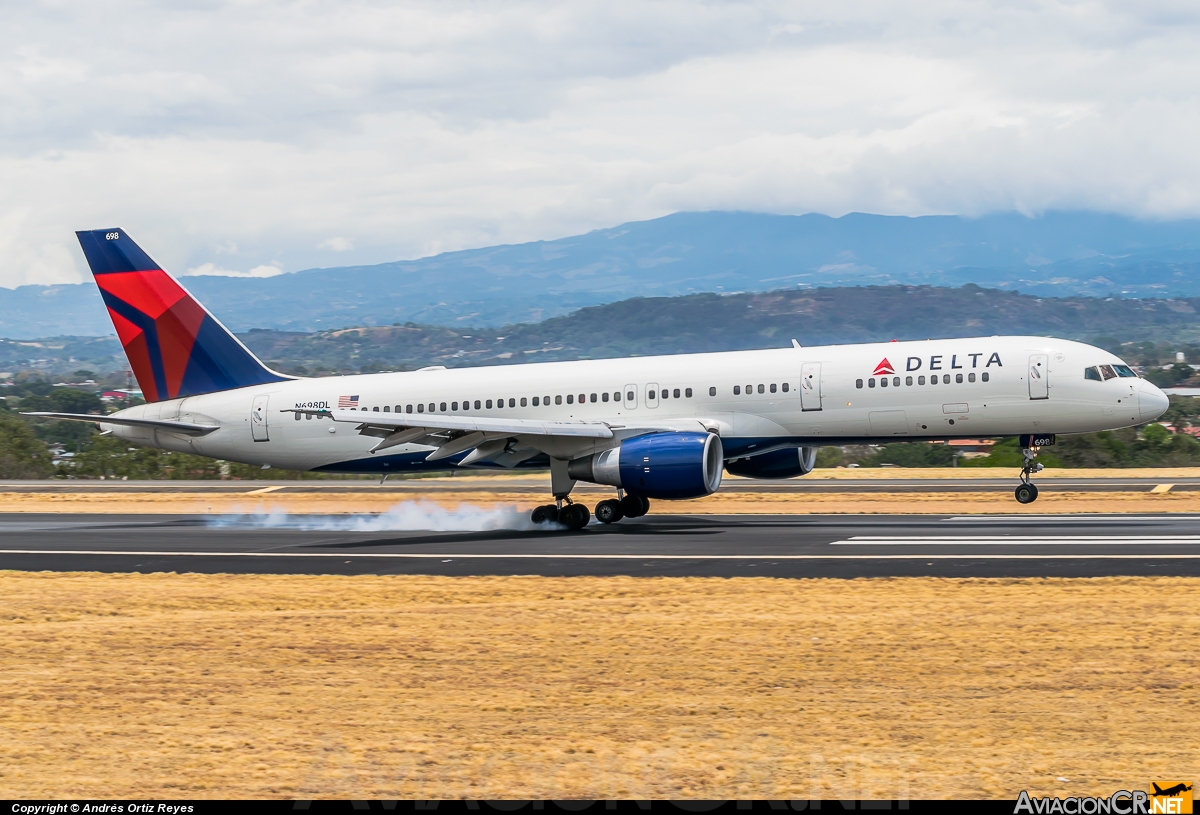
2 0 1199 288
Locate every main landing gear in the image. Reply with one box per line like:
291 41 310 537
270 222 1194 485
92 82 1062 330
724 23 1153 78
1014 446 1044 504
530 493 651 530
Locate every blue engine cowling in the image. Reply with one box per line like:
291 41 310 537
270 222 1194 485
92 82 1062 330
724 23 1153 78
724 446 817 479
567 431 724 499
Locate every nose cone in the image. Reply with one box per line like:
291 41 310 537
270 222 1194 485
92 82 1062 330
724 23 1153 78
1139 381 1170 421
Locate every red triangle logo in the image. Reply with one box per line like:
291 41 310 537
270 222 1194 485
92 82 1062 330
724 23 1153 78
873 358 895 376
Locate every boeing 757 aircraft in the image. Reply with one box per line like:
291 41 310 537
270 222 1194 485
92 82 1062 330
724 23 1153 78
28 228 1170 529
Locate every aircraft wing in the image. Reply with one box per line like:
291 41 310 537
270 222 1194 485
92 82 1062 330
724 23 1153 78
286 407 615 439
22 412 220 437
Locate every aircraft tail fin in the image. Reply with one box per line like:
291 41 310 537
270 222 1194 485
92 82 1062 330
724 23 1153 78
1152 784 1164 795
75 228 292 402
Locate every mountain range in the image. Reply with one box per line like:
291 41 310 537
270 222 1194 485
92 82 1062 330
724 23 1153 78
4 210 1200 339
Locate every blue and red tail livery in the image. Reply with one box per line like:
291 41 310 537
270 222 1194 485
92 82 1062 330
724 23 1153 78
76 228 291 402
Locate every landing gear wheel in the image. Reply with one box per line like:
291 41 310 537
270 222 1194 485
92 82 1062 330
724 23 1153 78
595 499 624 524
1014 483 1039 504
560 503 591 530
620 494 650 518
531 504 559 524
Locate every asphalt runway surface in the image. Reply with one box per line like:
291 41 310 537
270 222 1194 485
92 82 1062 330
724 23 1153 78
4 512 1200 578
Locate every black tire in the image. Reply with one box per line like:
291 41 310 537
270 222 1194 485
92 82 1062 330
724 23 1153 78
620 494 649 518
1014 483 1038 504
561 504 591 530
595 499 624 524
531 504 558 524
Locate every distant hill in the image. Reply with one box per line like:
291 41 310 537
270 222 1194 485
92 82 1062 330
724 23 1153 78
4 210 1200 339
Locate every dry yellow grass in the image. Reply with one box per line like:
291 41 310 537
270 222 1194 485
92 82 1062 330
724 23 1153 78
0 572 1196 799
2 489 1200 515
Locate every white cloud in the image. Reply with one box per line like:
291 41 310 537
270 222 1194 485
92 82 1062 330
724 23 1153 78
2 1 1200 288
184 262 285 279
318 237 354 252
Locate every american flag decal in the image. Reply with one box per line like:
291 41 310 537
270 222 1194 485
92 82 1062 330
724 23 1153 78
338 394 360 408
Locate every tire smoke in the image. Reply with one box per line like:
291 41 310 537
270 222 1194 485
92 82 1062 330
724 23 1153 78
209 500 560 532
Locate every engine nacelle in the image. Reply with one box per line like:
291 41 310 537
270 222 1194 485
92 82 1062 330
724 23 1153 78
567 432 724 499
724 446 818 479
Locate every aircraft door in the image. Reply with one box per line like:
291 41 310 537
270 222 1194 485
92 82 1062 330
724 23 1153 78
1028 354 1049 400
800 363 822 411
646 383 660 409
623 384 638 410
251 394 270 441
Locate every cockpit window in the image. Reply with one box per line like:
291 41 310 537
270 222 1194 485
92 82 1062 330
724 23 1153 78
1099 364 1117 380
1084 367 1102 381
1113 364 1137 378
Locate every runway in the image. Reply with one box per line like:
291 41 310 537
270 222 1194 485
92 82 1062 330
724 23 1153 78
5 512 1200 577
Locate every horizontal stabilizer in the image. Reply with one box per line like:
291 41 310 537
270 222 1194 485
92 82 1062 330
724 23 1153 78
22 412 220 437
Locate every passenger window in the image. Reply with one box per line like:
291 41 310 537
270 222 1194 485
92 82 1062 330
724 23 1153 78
429 403 436 412
893 377 900 387
567 394 574 404
417 404 425 413
781 383 789 392
918 376 925 385
474 400 481 409
930 377 937 385
856 379 863 389
686 388 692 397
520 397 527 407
746 384 753 394
372 406 379 412
406 405 413 413
709 387 716 396
383 406 390 412
1113 364 1137 378
546 396 552 404
955 374 963 384
509 398 516 407
881 377 889 387
532 396 539 406
613 392 620 401
294 412 301 421
486 400 493 409
869 378 876 388
905 376 912 386
968 373 975 383
440 402 447 411
1100 365 1117 381
647 390 656 400
395 405 401 413
451 402 457 411
674 388 681 398
601 392 609 402
578 394 585 403
626 391 634 401
981 373 989 383
734 385 741 395
769 384 776 393
556 395 563 405
757 384 765 394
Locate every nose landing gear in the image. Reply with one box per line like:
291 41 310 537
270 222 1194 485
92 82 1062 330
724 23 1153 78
1014 446 1044 504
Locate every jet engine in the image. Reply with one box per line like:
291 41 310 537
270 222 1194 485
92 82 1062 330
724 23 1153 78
567 431 723 499
724 446 818 479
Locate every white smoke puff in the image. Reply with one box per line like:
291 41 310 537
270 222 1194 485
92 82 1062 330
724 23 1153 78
210 499 558 532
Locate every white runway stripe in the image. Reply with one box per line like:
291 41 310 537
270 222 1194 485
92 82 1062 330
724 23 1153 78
840 536 1200 545
2 549 1200 560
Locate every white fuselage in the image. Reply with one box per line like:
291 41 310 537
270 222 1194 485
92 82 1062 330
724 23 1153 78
101 336 1168 475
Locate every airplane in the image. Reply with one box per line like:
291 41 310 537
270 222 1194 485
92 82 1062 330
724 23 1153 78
1151 783 1192 797
27 228 1170 530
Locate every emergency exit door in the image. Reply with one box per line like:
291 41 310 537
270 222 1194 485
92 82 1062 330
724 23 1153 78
800 363 822 411
251 394 270 441
1028 354 1049 400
